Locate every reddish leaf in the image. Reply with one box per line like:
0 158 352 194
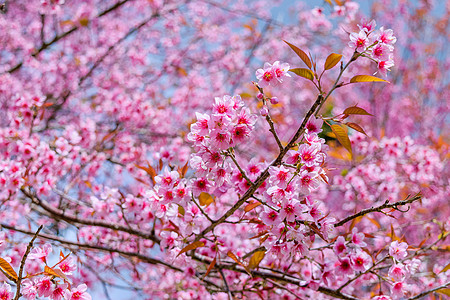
177 241 205 257
202 257 216 279
346 122 368 135
283 41 312 69
44 266 69 281
324 53 342 70
244 201 261 212
343 106 373 116
227 251 251 274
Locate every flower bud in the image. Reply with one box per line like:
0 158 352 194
257 93 264 100
270 97 279 105
260 105 268 117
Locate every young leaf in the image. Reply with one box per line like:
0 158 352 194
346 122 368 135
289 68 314 81
330 124 352 155
324 53 342 70
343 106 373 116
440 262 450 273
436 288 450 297
177 241 205 257
202 257 216 279
199 192 214 206
0 258 17 281
44 266 69 281
227 251 251 274
283 41 312 69
248 251 265 270
244 201 261 212
350 75 389 83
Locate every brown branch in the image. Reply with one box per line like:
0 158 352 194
193 93 324 242
14 225 43 300
0 223 179 272
334 193 422 228
21 188 160 243
406 282 450 300
6 0 132 74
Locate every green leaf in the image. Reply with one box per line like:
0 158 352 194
283 41 312 69
343 106 373 116
324 53 342 70
350 75 389 83
177 241 205 257
289 68 314 81
330 124 352 155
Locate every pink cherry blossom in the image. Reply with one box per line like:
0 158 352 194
389 241 408 261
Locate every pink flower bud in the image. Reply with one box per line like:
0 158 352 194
270 97 279 104
260 105 268 117
257 93 264 100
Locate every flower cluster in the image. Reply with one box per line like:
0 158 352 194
348 19 397 76
255 61 291 88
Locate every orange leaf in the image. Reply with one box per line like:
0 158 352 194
244 201 261 212
203 257 216 279
248 251 265 270
324 53 342 70
0 258 17 281
44 266 68 281
199 192 214 207
283 41 312 69
330 124 352 156
289 68 314 81
227 251 251 274
346 122 368 135
350 75 389 83
177 241 205 257
343 106 373 116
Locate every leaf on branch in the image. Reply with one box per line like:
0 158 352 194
0 258 17 281
134 162 156 184
202 257 216 279
349 75 389 83
436 288 450 297
244 201 261 212
178 161 189 178
289 68 314 81
177 241 205 257
324 53 342 70
44 266 69 281
199 192 214 207
283 41 312 69
346 122 368 135
330 124 352 155
440 262 450 273
227 251 251 274
343 106 373 116
248 251 265 270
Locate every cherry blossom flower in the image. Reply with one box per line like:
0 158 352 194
349 30 370 52
51 284 68 300
0 283 13 300
391 281 408 299
333 236 348 256
22 279 37 300
36 277 54 297
58 256 77 275
376 27 397 46
28 243 52 263
389 241 408 260
358 19 377 33
65 284 91 300
261 208 280 226
351 250 372 272
371 43 391 61
389 263 408 282
351 228 367 248
335 257 354 277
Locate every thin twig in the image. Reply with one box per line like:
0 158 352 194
334 193 422 227
14 225 43 300
219 268 233 300
406 282 450 300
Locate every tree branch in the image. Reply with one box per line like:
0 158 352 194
14 225 43 300
334 193 422 228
